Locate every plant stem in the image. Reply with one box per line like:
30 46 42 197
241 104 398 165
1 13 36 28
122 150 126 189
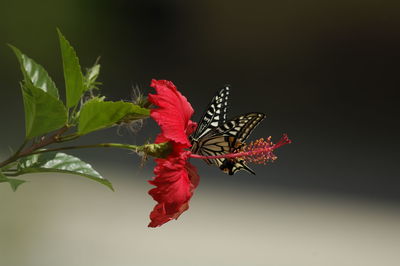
29 143 141 155
0 126 69 168
57 133 80 142
0 124 167 172
18 126 69 157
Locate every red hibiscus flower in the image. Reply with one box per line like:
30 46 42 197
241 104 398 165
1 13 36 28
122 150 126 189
147 79 198 227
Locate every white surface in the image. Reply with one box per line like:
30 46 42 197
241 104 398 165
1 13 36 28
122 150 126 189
1 170 399 266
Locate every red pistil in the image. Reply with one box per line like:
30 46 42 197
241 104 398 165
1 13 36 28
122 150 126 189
190 134 291 164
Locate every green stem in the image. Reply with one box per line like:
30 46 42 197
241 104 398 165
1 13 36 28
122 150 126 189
57 133 80 142
29 143 142 155
1 142 145 178
19 141 170 160
1 172 20 177
68 102 80 125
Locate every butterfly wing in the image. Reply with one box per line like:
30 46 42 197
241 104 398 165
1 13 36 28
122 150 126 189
219 157 256 175
211 112 266 144
194 112 266 175
191 86 230 141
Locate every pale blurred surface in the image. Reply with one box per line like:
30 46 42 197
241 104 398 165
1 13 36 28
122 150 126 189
1 167 399 266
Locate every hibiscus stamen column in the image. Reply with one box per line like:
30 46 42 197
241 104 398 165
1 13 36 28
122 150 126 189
189 134 291 165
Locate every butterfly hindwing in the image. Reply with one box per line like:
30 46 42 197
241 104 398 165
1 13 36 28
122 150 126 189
192 112 266 175
195 135 232 166
214 113 265 175
219 158 256 175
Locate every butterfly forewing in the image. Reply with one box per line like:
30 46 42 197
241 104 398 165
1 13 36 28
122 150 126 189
191 86 229 140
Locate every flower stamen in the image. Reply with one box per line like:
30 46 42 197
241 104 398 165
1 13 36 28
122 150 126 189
190 134 291 165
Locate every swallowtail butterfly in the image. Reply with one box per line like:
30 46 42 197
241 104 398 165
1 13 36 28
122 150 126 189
190 86 265 175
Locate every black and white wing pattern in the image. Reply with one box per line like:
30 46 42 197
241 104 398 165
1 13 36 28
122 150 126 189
190 86 229 141
191 112 266 175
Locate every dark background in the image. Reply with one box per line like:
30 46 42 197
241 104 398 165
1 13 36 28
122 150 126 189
0 1 400 265
1 0 399 200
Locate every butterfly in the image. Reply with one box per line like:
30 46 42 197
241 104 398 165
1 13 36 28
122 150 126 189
190 86 266 175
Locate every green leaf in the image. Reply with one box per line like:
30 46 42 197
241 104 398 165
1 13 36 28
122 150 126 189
9 45 59 98
17 152 113 191
57 29 84 108
22 83 68 139
0 172 26 191
78 100 150 135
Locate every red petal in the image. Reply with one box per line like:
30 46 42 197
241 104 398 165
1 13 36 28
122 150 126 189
148 202 189 228
149 79 195 147
148 152 199 227
185 162 200 189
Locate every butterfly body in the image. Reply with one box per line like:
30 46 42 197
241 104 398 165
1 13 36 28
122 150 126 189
190 86 265 175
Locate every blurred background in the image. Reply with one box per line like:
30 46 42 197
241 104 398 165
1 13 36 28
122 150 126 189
1 0 399 265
